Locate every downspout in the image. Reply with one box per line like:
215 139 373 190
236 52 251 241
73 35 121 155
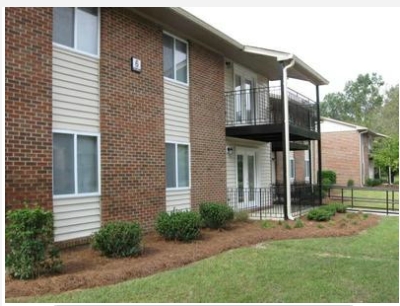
282 59 296 220
359 130 368 186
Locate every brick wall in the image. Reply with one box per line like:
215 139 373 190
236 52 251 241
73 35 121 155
321 130 361 186
100 8 165 229
275 151 307 183
5 8 53 211
189 42 226 209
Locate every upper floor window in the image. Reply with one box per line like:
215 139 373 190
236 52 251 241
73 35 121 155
163 33 188 84
53 7 99 56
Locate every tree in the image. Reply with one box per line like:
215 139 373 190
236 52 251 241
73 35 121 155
369 84 399 136
372 137 399 184
321 73 385 126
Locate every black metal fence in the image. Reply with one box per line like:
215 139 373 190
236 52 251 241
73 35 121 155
227 183 321 220
326 186 399 215
225 86 318 132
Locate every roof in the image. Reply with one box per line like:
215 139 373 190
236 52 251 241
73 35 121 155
130 7 329 86
321 117 387 137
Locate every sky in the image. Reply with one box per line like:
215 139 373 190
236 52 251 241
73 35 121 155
183 6 400 100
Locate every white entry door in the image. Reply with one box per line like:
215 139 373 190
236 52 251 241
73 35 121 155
237 149 256 205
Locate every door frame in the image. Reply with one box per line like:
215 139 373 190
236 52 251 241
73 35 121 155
236 147 257 205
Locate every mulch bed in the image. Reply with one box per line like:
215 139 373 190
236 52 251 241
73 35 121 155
5 212 380 299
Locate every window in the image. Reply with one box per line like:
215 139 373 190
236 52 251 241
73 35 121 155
53 7 99 56
163 33 188 83
53 132 100 196
304 151 310 182
289 156 295 182
166 143 190 188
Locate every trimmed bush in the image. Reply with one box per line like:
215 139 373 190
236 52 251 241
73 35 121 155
330 202 348 213
155 210 201 242
199 202 234 229
366 178 383 187
5 206 63 279
92 221 143 258
347 179 354 187
294 218 304 228
321 170 337 185
307 207 335 221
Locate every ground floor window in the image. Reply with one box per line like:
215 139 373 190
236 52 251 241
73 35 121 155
53 131 100 196
166 142 190 189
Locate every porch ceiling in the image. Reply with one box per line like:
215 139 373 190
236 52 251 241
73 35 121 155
130 7 329 86
226 124 320 142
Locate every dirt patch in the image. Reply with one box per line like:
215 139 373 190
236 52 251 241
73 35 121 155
6 212 380 299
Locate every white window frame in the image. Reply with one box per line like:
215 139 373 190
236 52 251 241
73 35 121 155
289 154 295 183
163 31 189 86
304 150 310 183
166 142 191 190
53 130 101 199
52 7 101 58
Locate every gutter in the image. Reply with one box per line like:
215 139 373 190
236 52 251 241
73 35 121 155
282 59 296 221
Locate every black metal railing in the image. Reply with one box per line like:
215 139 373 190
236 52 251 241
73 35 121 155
227 183 321 220
225 86 318 132
326 185 399 215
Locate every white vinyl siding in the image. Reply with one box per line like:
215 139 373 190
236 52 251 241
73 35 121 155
166 190 191 212
164 78 189 143
226 137 271 189
53 45 100 133
164 78 190 211
53 196 101 242
321 120 355 133
52 45 100 242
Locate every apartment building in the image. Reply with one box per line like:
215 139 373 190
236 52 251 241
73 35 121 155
5 7 328 243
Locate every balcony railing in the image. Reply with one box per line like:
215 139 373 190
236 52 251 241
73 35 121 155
225 86 318 132
227 183 321 220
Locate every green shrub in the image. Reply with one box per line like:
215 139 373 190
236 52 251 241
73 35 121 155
261 220 275 229
330 202 347 213
347 179 354 187
307 207 335 221
321 170 337 184
234 210 249 222
283 222 292 229
155 210 201 242
92 221 143 257
199 202 234 229
294 218 304 228
321 204 337 216
366 178 383 187
5 206 63 279
322 178 333 192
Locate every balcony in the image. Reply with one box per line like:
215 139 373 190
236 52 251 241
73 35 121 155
225 86 319 143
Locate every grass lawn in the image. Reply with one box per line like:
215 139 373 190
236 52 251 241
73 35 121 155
329 188 399 210
10 216 399 303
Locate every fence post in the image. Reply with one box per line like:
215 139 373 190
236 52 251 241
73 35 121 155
341 188 344 204
328 187 331 199
351 188 354 208
392 190 394 211
386 190 389 216
259 189 262 220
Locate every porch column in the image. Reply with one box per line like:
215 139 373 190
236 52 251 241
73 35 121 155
316 85 322 205
280 76 288 219
308 140 312 187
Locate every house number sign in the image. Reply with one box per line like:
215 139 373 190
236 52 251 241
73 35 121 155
131 57 142 73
